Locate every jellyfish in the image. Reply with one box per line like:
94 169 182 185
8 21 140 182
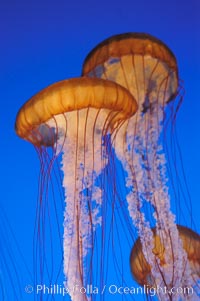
82 33 200 298
15 77 137 301
130 225 200 299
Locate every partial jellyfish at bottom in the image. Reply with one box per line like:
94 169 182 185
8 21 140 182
15 77 137 301
82 33 200 299
130 225 200 299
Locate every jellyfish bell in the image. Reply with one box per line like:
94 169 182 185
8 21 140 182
15 77 138 160
130 225 200 298
82 33 178 111
15 77 137 301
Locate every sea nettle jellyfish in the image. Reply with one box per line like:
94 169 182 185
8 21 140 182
130 225 200 300
82 33 200 299
15 77 137 301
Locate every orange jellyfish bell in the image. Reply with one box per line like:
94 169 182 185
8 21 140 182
15 76 138 301
15 77 137 146
82 32 178 109
130 225 200 297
